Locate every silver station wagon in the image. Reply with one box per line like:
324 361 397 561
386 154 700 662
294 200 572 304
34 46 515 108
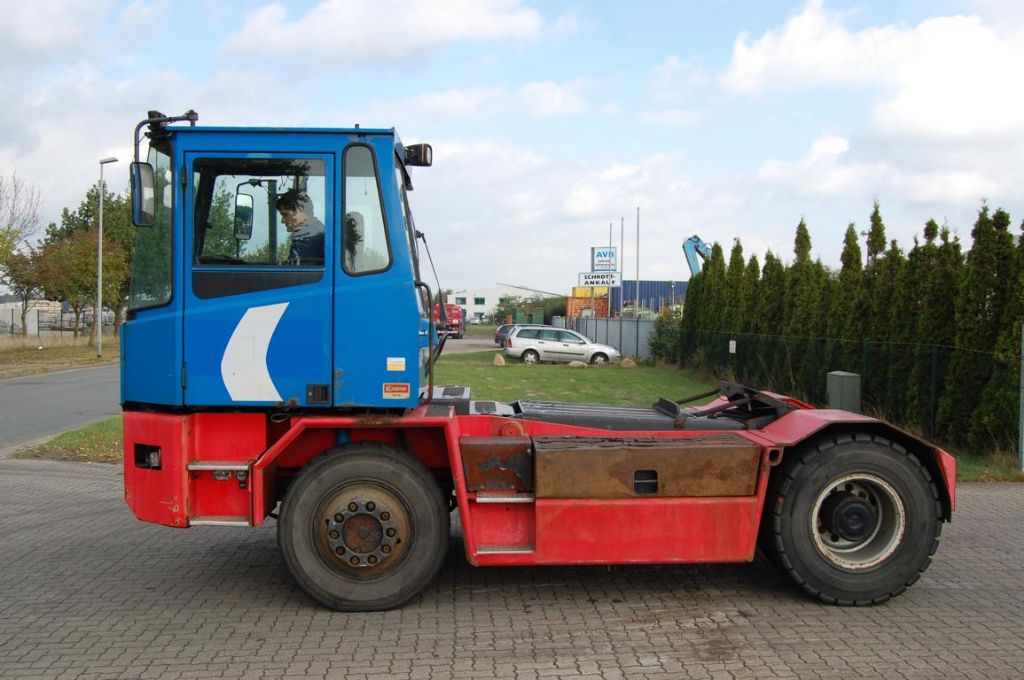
504 327 621 364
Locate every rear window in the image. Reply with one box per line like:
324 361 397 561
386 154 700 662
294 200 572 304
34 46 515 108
516 328 541 339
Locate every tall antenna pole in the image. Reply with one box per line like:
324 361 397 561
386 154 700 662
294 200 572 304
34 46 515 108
635 206 640 313
620 216 624 317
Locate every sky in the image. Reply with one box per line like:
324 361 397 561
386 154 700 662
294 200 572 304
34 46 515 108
4 0 1024 294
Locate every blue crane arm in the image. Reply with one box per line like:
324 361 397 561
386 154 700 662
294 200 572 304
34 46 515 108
682 235 712 277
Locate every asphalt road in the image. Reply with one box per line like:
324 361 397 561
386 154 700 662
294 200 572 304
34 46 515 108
0 456 1020 680
0 341 495 453
0 364 120 452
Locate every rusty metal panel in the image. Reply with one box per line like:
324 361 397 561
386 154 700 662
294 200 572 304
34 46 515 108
533 435 761 499
460 436 533 492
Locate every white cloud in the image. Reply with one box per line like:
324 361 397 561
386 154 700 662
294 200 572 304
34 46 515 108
649 55 710 102
721 1 1024 141
638 109 700 127
519 81 588 117
221 0 543 67
757 134 1002 206
0 0 104 61
378 81 589 120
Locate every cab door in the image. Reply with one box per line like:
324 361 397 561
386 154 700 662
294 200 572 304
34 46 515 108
181 149 335 408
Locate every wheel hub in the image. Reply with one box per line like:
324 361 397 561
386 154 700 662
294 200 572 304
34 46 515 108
319 487 408 575
821 492 877 542
811 473 906 571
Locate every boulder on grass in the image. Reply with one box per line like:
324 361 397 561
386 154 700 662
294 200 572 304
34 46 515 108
568 360 588 368
492 353 506 366
621 357 637 369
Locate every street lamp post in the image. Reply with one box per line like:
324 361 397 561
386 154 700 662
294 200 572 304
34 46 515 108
97 157 118 358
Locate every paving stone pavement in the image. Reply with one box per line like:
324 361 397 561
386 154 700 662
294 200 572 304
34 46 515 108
1 457 1021 680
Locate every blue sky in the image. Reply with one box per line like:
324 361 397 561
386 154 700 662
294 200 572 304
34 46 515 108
4 0 1024 292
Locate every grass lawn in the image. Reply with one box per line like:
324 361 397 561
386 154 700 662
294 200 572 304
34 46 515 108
13 349 1023 482
463 324 497 338
434 350 711 406
14 417 123 464
0 334 119 379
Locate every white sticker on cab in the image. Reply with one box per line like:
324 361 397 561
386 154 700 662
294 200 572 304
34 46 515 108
387 357 406 372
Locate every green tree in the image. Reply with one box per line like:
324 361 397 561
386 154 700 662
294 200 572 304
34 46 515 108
38 230 128 340
724 239 746 333
754 251 786 388
494 295 524 324
827 223 864 373
0 171 41 266
937 206 1013 447
782 220 827 398
967 209 1020 450
45 184 133 325
0 249 43 335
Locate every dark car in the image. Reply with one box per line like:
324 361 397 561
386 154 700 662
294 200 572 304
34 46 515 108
495 323 549 346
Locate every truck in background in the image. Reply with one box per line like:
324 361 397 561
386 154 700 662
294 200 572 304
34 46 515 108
432 303 464 339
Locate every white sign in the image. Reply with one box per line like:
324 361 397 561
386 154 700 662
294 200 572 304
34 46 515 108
579 271 622 287
591 247 617 272
728 340 736 354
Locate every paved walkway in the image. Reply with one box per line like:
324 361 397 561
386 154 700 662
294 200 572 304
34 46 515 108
0 457 1020 679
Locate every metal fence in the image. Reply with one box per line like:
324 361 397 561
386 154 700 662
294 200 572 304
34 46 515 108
676 328 1021 462
1 308 115 337
563 317 656 362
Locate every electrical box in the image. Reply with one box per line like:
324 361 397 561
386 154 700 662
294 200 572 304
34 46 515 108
827 371 861 413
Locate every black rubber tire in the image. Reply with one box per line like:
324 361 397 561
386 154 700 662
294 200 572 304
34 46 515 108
767 433 942 605
590 352 608 365
522 349 540 364
278 444 449 611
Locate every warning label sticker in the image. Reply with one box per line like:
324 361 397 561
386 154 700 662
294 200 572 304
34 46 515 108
387 357 406 372
382 383 411 400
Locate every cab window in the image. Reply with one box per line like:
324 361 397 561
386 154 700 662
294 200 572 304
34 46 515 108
192 158 326 267
344 146 391 274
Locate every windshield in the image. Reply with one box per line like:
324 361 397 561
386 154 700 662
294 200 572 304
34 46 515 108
128 146 174 310
395 156 423 309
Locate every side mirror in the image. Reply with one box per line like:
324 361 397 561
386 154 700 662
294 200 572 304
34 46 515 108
234 194 254 240
405 143 432 167
130 162 155 227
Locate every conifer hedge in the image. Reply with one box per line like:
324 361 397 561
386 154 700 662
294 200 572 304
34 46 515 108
655 202 1022 456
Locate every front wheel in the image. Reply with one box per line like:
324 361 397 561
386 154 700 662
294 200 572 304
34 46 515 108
590 352 608 364
765 434 941 605
278 444 449 611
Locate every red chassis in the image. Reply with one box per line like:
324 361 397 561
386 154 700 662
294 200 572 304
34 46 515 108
123 400 955 570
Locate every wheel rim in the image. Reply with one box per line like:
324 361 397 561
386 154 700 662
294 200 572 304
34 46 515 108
524 351 538 364
592 354 607 364
810 473 905 570
316 484 411 578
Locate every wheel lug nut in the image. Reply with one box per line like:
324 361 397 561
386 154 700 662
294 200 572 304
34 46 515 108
380 511 390 521
334 513 344 523
334 547 344 556
366 501 376 511
350 556 359 565
348 502 358 512
329 530 339 540
368 555 378 564
386 528 396 538
382 545 391 554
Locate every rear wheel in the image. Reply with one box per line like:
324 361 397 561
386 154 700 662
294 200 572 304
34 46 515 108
278 444 449 611
522 349 540 364
766 434 941 605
